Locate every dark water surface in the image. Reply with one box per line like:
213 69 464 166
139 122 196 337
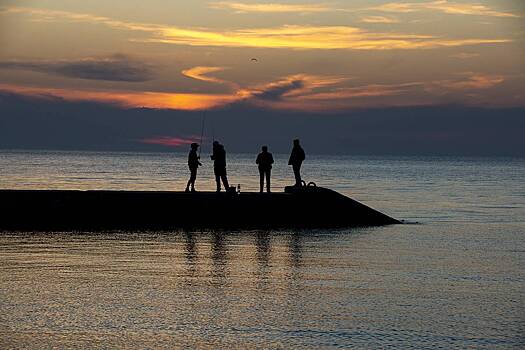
1 151 524 348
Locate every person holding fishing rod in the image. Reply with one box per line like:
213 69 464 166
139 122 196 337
211 140 230 192
185 143 202 192
185 112 206 193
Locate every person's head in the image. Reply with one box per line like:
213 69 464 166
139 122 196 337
213 141 219 147
262 146 268 152
191 143 199 150
293 139 300 146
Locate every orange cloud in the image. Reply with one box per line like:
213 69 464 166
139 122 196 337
0 72 509 113
0 83 241 110
429 73 504 90
1 6 512 50
181 66 228 83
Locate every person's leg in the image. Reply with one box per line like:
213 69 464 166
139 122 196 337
190 168 197 191
259 169 264 193
266 169 271 192
293 164 301 185
214 169 221 192
186 167 192 191
221 170 229 190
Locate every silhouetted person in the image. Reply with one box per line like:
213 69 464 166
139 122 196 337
288 139 305 186
256 145 274 193
211 140 230 192
185 143 202 192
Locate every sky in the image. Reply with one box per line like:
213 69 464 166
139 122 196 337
0 0 524 155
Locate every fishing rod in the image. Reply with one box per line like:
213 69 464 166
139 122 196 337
212 120 215 143
198 110 206 158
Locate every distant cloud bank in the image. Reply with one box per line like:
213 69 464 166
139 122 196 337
0 54 153 82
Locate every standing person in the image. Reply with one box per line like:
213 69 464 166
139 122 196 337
211 140 230 192
256 146 274 193
288 139 305 186
185 143 202 192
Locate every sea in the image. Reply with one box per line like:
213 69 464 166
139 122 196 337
0 150 524 349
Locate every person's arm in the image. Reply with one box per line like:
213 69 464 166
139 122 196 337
256 154 260 164
270 154 274 164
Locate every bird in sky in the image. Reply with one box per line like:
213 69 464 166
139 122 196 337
251 58 258 62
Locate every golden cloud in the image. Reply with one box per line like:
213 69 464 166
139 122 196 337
209 2 333 13
370 1 519 18
150 25 509 50
360 16 400 24
1 6 512 50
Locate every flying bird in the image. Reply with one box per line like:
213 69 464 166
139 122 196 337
251 58 258 62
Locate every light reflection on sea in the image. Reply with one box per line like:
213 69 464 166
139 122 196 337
0 150 524 348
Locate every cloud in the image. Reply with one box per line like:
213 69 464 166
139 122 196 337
0 74 349 112
181 66 228 83
429 73 504 90
1 6 511 50
0 83 242 110
249 77 304 100
0 54 153 82
0 72 509 113
139 136 199 147
243 74 347 101
360 16 399 24
208 2 333 13
304 83 422 100
249 81 423 111
147 25 509 50
210 1 520 18
449 52 480 59
370 1 519 18
240 73 507 111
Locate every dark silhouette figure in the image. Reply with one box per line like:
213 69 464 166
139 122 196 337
211 140 230 192
185 143 202 192
256 146 274 193
288 139 305 186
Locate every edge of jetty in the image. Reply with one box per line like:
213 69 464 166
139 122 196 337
0 186 400 231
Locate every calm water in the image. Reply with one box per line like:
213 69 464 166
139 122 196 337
1 150 524 348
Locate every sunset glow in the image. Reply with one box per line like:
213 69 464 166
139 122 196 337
0 1 522 112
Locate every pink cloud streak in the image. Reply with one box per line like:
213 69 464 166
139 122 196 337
139 136 200 147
